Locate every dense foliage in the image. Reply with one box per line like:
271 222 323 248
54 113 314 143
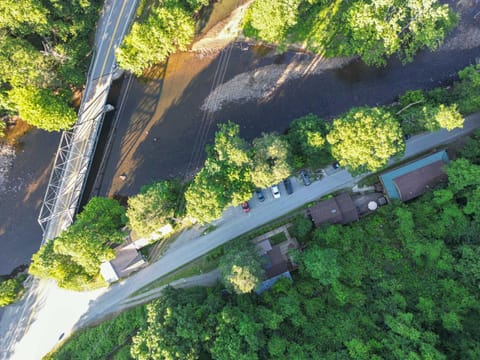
29 197 126 290
0 274 27 307
243 0 457 66
327 107 405 173
127 180 183 238
0 0 101 131
185 121 254 223
397 90 465 134
8 86 77 131
252 133 292 188
286 114 332 169
116 0 198 75
219 240 264 294
46 305 147 360
52 136 480 359
133 157 480 359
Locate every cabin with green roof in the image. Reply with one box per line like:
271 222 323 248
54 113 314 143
379 150 449 202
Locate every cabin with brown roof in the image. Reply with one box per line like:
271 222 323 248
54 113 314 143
308 193 359 227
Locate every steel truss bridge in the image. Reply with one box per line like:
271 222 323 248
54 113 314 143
37 0 139 242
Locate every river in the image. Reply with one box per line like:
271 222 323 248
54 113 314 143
1 8 479 275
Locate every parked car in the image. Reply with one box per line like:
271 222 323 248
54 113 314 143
271 185 281 199
300 170 311 186
403 133 412 140
283 178 293 194
255 188 265 202
332 161 340 169
241 201 250 213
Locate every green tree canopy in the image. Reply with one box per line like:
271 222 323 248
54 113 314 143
327 107 404 172
219 241 264 294
8 86 77 131
243 0 301 43
52 152 480 358
297 246 340 286
345 0 457 66
0 1 100 130
243 0 457 66
185 121 253 223
287 113 332 169
127 180 182 238
252 132 292 188
0 0 49 35
29 197 126 290
116 3 195 75
0 274 26 307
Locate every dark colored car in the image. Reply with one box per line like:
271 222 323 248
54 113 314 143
255 188 265 202
300 170 311 186
404 133 412 140
332 161 340 169
241 201 251 212
283 178 293 195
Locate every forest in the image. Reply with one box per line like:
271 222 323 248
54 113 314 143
26 64 479 290
243 0 458 66
0 0 101 131
48 128 480 359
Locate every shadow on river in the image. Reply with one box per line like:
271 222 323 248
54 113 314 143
95 44 480 200
1 34 479 275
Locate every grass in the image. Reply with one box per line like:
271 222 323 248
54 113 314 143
44 305 147 360
269 231 287 245
132 200 319 297
358 174 379 187
131 246 224 296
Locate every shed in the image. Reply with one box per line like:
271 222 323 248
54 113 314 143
100 243 147 283
379 150 449 201
308 193 359 227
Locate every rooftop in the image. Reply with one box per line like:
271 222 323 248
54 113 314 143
308 193 359 227
379 150 449 201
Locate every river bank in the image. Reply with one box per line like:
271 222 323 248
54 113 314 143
0 0 479 276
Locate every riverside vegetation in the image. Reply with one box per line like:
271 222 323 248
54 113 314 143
0 0 101 132
28 64 479 290
48 130 480 359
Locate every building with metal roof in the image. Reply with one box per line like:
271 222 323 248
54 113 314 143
379 150 449 201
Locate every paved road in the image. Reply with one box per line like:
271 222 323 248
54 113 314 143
0 1 139 358
40 0 139 241
1 114 478 359
76 114 480 327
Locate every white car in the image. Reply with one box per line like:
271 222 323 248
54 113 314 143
271 185 281 199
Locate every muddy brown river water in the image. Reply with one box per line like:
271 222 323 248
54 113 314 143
1 16 479 275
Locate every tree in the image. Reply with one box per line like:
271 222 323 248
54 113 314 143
8 86 77 131
430 104 463 131
454 64 480 114
29 197 126 290
130 287 215 360
327 107 404 173
287 114 332 169
0 274 26 307
116 4 195 75
219 241 264 294
243 0 301 44
345 0 457 66
127 180 181 238
0 33 52 87
0 0 49 35
252 132 292 188
298 246 340 286
290 215 313 243
186 121 253 223
446 158 480 193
